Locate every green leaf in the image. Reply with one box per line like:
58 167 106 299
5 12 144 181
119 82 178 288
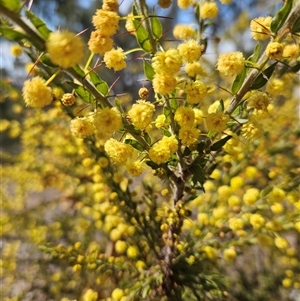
170 98 178 110
0 0 21 12
231 67 247 95
67 82 95 103
143 60 155 80
72 64 86 78
0 27 28 41
143 132 152 144
292 16 300 34
216 99 224 112
89 71 109 96
163 130 171 137
250 62 278 90
191 164 207 183
248 42 261 64
210 135 232 151
25 10 52 39
271 0 293 34
145 160 159 169
124 139 144 152
151 15 162 39
260 186 273 198
132 5 152 53
142 285 150 299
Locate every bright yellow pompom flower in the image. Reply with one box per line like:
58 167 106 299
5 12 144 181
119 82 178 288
46 30 84 69
22 76 52 108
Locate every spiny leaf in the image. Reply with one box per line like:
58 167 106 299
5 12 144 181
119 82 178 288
271 0 293 34
0 0 21 12
89 71 109 96
210 135 232 151
25 10 52 39
250 62 278 90
143 132 152 144
151 15 162 39
124 139 144 151
143 60 155 80
248 42 261 64
0 27 27 40
231 67 247 95
216 99 224 112
67 82 95 103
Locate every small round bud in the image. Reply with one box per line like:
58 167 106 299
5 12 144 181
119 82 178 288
61 93 76 106
138 87 149 99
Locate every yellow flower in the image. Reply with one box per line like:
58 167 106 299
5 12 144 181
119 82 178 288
283 44 300 60
126 160 145 177
115 240 127 254
193 108 204 126
102 0 119 12
250 16 272 40
152 73 177 94
152 49 182 74
111 288 124 301
243 188 260 205
241 116 263 140
82 289 98 301
155 114 169 128
104 138 135 165
125 13 136 35
92 108 122 141
266 42 283 60
229 217 244 231
203 246 217 261
158 0 172 8
104 47 127 71
274 237 289 249
22 76 52 108
205 112 229 132
127 245 139 258
223 248 237 262
92 9 120 35
128 100 155 130
178 126 200 146
70 117 95 139
178 39 202 63
46 30 84 69
247 91 272 111
173 24 195 40
249 213 265 230
11 45 22 57
216 51 245 77
185 62 207 78
200 2 219 19
178 0 193 10
174 106 195 127
185 80 207 104
88 30 114 55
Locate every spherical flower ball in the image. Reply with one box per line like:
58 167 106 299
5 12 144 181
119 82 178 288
247 91 272 111
111 288 124 301
200 2 219 19
158 0 172 9
205 112 229 132
11 45 22 57
104 47 127 71
92 107 122 135
178 39 202 63
104 138 135 165
152 48 182 74
61 93 76 106
128 100 155 130
274 237 289 249
92 9 120 35
115 240 127 255
82 288 98 301
70 117 95 139
152 73 177 94
249 213 265 230
250 16 272 40
223 248 237 262
148 140 171 164
102 0 119 12
46 30 84 69
162 135 178 153
266 42 283 60
126 245 139 258
22 76 52 108
126 160 145 177
178 126 200 146
173 24 195 40
185 80 207 104
88 30 114 55
185 62 207 78
178 0 193 10
283 44 300 60
216 51 245 77
174 106 195 127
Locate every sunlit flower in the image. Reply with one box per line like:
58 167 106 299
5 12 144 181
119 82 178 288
205 111 229 132
283 44 300 60
247 91 272 111
61 93 76 106
185 62 207 78
104 47 127 71
88 30 114 55
152 49 182 74
178 0 193 9
174 106 195 127
11 45 22 57
152 73 177 94
126 160 145 177
92 9 120 35
266 42 283 60
46 30 84 68
200 2 219 19
70 117 95 139
102 0 119 12
250 16 272 40
185 80 207 104
128 100 155 130
22 76 52 108
216 51 245 77
178 39 202 63
178 126 200 146
173 24 195 40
